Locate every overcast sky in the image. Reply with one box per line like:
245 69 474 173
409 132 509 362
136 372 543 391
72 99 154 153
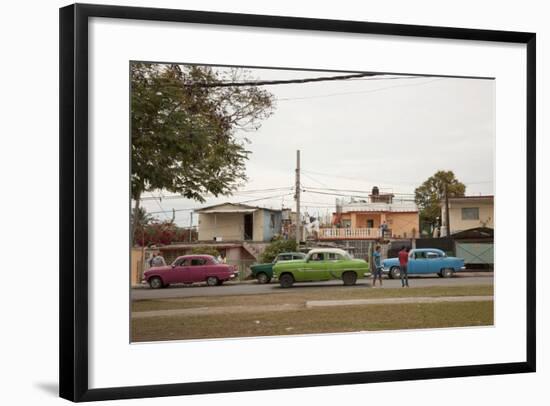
139 65 495 227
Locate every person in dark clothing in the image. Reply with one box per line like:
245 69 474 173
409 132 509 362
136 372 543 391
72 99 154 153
398 246 409 287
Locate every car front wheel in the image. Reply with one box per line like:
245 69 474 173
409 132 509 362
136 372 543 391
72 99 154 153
149 277 163 289
389 266 401 279
206 276 219 286
279 274 294 288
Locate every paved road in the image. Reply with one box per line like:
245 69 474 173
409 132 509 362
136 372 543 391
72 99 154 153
132 272 493 300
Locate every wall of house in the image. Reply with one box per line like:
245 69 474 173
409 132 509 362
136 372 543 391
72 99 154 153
338 212 419 238
225 246 256 261
385 212 420 238
198 212 245 241
448 201 494 233
263 210 282 241
353 213 382 228
198 210 282 242
252 210 264 242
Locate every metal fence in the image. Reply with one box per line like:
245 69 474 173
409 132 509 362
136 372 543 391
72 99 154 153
455 242 494 267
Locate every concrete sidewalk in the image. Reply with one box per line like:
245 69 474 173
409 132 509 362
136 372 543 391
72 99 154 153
132 295 493 318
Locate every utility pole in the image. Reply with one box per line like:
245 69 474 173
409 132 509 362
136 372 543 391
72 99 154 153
189 212 193 242
444 183 451 237
295 150 301 245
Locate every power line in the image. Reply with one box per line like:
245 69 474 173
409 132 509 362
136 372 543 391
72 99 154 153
140 187 293 201
145 192 294 215
301 169 492 189
301 169 418 186
184 72 382 88
301 172 329 188
153 192 170 219
302 189 416 201
302 185 415 196
277 78 445 101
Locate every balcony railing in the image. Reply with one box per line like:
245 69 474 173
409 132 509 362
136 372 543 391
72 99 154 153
318 227 381 239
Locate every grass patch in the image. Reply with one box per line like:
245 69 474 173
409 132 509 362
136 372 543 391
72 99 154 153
132 284 493 313
132 301 493 342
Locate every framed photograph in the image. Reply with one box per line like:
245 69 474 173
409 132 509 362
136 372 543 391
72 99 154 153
59 3 536 402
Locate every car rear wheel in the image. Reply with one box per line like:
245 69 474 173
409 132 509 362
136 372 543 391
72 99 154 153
389 266 401 279
149 277 163 289
206 276 219 286
441 268 454 278
279 273 294 288
342 271 357 286
256 272 271 284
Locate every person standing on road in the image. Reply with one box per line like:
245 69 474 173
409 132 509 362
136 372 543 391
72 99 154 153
398 246 409 287
150 251 167 267
371 245 383 287
148 252 157 268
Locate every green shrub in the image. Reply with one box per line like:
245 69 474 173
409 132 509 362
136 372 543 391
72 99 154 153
260 238 298 263
190 246 220 257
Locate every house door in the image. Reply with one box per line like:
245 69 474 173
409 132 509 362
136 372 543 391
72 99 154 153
244 213 253 240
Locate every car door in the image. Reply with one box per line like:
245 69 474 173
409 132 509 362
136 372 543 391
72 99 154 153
425 251 442 274
168 258 192 283
408 251 427 274
301 252 328 281
325 252 344 280
188 257 207 282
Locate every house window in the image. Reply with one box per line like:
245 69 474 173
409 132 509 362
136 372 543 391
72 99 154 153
461 207 479 220
366 219 374 228
270 213 276 228
342 219 351 228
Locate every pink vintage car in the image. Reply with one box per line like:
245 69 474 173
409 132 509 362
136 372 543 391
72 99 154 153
142 255 237 288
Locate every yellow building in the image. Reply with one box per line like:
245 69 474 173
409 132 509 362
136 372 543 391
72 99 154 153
441 195 494 235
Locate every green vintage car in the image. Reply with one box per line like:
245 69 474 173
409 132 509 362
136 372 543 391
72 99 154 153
250 252 306 284
272 248 369 288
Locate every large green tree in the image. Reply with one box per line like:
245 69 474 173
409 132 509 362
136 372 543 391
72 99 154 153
131 63 274 240
414 170 466 234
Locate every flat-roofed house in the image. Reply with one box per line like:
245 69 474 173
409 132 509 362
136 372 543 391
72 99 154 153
440 195 494 236
321 187 420 241
195 202 283 242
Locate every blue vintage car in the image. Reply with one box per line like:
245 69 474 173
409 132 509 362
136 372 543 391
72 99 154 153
382 248 465 279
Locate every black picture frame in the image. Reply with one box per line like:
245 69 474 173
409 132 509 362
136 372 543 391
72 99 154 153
59 3 536 402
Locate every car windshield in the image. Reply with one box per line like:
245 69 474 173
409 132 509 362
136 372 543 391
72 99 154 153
210 256 220 264
341 252 352 260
